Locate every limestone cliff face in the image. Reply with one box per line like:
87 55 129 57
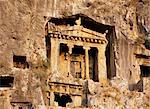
0 0 149 109
136 0 150 49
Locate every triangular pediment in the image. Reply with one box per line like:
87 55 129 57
48 13 111 40
49 13 111 32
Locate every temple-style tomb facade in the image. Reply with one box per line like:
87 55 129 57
45 14 112 107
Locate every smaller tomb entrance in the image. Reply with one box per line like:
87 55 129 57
136 65 150 92
129 65 150 92
137 65 150 92
47 82 83 107
13 55 29 69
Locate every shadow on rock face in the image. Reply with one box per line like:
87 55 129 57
144 40 150 50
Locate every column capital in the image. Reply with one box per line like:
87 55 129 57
67 43 74 47
83 46 90 50
67 44 74 54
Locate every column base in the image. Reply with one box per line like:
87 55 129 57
99 77 108 86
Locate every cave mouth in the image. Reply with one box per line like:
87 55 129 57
54 93 72 107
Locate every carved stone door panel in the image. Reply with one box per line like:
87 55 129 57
70 61 82 78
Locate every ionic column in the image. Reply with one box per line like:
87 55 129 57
83 46 90 79
51 37 59 72
67 44 74 74
97 44 107 85
81 55 85 79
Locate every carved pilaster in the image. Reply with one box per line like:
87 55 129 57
97 44 108 85
51 38 59 72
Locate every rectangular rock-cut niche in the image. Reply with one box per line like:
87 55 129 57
140 65 150 77
0 76 14 87
13 55 29 69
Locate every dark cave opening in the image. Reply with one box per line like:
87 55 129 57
54 93 72 107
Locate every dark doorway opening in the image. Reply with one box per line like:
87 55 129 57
54 93 72 107
72 46 84 55
60 43 69 60
0 76 14 87
60 43 69 54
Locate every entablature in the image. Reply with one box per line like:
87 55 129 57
48 82 83 96
48 32 107 45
